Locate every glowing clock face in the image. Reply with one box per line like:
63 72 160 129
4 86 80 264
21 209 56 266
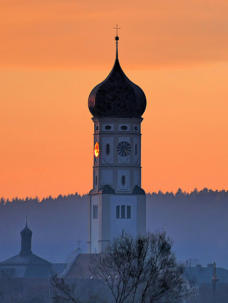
94 142 99 158
117 141 131 157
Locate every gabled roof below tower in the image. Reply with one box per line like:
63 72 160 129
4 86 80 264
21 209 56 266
63 254 99 279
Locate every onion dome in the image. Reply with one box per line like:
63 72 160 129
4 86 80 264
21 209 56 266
88 35 146 118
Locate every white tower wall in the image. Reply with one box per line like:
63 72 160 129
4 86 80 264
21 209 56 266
89 117 146 253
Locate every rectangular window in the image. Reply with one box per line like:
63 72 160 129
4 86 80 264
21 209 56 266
121 205 125 219
106 144 110 155
135 144 138 155
116 205 120 219
121 175 126 186
93 205 98 219
127 206 131 219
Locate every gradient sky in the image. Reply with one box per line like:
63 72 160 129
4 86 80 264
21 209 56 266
0 0 227 198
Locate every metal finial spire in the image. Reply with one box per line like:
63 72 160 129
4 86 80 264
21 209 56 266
113 24 120 36
113 24 120 59
25 216 28 227
212 261 219 302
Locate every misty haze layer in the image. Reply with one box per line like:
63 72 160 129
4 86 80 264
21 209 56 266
0 189 227 268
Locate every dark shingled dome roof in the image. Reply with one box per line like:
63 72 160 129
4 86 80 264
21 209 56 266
88 37 146 118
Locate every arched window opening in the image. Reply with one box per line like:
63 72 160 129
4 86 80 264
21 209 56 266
105 125 111 130
93 205 98 219
95 176 97 186
116 206 120 219
106 144 110 155
127 206 131 219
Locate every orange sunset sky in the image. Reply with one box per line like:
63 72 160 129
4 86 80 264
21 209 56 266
0 0 227 198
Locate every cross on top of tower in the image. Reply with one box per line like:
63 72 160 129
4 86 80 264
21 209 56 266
113 24 120 58
113 24 120 37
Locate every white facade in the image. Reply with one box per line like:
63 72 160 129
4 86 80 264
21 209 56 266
89 117 146 253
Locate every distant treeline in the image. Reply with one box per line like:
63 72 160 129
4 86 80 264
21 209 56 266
148 188 228 201
0 188 228 267
0 193 84 205
0 188 227 205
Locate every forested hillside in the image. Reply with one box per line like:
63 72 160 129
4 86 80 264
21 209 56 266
0 189 227 267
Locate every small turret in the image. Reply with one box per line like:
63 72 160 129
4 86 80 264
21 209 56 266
20 218 32 256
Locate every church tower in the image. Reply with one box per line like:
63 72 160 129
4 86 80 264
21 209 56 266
88 32 147 253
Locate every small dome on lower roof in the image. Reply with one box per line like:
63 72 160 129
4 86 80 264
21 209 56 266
88 36 147 118
0 222 52 278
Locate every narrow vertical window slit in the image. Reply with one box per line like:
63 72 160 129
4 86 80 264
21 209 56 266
116 206 120 219
121 205 125 218
106 144 110 155
127 206 131 219
135 144 138 155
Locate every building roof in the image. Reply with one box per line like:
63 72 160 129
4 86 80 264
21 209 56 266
64 253 99 279
0 222 52 278
1 253 51 266
185 264 228 284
